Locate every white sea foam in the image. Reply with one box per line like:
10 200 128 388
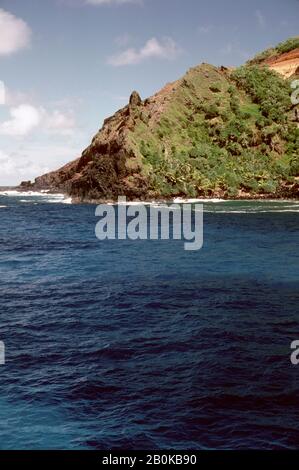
62 197 72 204
204 209 299 213
48 197 73 204
109 198 224 206
0 191 298 209
0 190 72 204
115 200 156 206
0 190 65 198
173 197 226 203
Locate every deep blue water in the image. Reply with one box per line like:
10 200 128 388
0 193 299 450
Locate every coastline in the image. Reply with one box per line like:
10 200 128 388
1 188 299 204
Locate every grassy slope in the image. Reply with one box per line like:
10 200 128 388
130 61 299 198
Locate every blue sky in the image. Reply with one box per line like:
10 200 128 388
0 0 298 185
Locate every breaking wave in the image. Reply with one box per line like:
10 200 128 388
0 190 71 204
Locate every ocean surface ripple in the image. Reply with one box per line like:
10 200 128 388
0 193 298 449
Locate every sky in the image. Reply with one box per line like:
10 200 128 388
0 0 298 185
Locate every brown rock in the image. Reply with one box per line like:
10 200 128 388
129 91 142 108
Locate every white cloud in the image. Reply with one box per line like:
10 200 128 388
4 88 35 107
0 81 5 105
198 25 213 34
0 104 41 136
220 43 233 55
219 42 251 61
44 110 76 136
0 149 49 181
0 99 76 137
108 37 181 66
256 10 266 28
86 0 141 5
1 82 77 135
0 83 80 185
280 20 289 28
114 33 132 47
0 9 32 56
0 143 83 185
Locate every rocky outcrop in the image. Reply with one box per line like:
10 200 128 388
66 91 149 201
266 47 299 78
31 158 80 191
129 91 142 108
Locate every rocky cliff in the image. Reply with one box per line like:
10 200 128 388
20 37 299 201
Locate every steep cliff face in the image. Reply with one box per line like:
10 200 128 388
21 38 299 201
25 81 183 200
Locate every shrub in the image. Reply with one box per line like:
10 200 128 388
247 37 299 65
290 157 299 176
276 37 299 54
210 83 222 93
232 66 291 123
203 103 220 119
259 180 278 193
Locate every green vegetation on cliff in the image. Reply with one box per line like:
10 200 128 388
133 64 299 197
247 37 299 65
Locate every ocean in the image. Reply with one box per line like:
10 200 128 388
0 191 298 450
